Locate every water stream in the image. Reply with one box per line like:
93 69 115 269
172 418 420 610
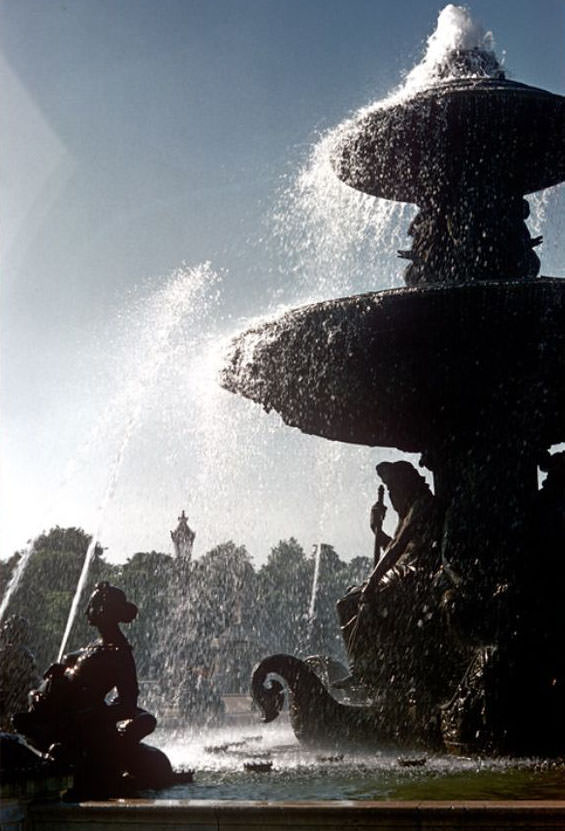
0 547 34 625
56 263 218 659
307 543 322 622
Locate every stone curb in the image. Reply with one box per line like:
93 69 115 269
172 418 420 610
27 799 565 830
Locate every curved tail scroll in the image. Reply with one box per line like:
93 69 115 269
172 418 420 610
251 653 386 748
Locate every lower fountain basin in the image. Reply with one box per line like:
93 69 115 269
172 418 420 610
222 278 565 452
28 725 565 830
154 725 565 802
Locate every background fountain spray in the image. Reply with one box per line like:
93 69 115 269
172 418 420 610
1 2 563 567
54 263 218 654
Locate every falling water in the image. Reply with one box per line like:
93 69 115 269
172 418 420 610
3 4 565 797
0 547 34 625
4 1 562 698
275 5 556 302
272 6 503 306
308 543 322 622
57 263 218 661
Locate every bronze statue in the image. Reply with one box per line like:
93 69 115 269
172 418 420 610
13 582 181 798
370 483 388 567
366 461 437 590
332 461 464 742
337 462 439 682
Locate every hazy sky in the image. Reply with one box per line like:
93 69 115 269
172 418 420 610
2 0 564 565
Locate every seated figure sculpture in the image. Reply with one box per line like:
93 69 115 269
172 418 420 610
337 461 437 677
250 463 467 748
13 581 177 798
336 461 463 743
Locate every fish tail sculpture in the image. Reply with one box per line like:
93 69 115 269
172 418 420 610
251 653 390 749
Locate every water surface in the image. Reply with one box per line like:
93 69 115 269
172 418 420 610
151 723 565 802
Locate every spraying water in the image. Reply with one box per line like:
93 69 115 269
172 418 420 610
401 4 501 91
57 263 218 661
307 543 322 622
3 6 561 662
0 547 34 625
273 4 554 299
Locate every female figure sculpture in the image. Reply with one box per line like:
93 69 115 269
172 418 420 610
14 581 176 797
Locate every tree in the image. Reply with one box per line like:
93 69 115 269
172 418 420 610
0 552 21 598
2 527 117 672
0 525 373 711
118 550 175 688
186 542 256 657
256 538 312 656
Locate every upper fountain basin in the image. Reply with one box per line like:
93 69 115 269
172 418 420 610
221 279 565 452
332 78 565 203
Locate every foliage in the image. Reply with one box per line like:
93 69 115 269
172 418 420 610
2 527 113 671
0 553 21 597
256 538 312 656
1 527 373 704
118 550 175 682
182 542 256 670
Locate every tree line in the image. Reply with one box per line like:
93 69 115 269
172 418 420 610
0 528 372 709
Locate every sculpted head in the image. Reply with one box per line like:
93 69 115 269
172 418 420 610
86 581 138 629
376 460 430 515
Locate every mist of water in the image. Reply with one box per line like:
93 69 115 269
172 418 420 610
4 4 562 663
0 547 34 626
56 263 218 660
272 3 560 303
307 543 322 622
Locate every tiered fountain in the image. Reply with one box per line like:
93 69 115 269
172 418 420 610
5 10 565 831
222 41 565 755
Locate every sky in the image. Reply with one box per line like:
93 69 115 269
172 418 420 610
2 0 564 566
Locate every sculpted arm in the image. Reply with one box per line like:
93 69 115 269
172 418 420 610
364 504 418 594
110 648 139 715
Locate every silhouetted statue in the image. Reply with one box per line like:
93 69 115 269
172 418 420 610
401 194 541 286
367 461 437 588
439 450 565 756
334 461 460 741
13 582 178 798
338 461 437 675
0 615 39 731
370 483 389 567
